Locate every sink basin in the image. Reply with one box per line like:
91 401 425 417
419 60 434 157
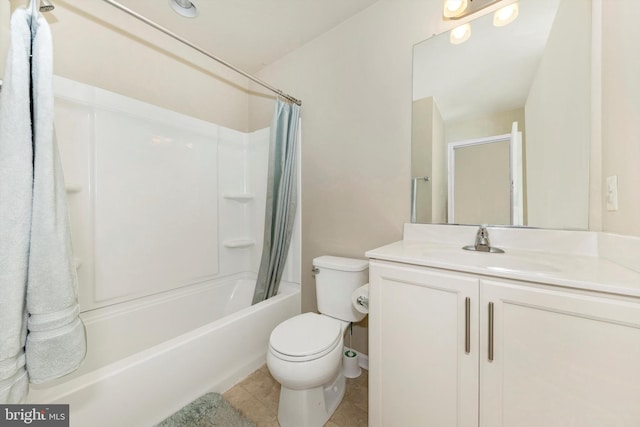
422 249 562 275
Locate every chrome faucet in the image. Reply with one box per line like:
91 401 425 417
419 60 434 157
463 225 504 253
475 225 491 252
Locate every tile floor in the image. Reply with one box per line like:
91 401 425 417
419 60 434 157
224 364 368 427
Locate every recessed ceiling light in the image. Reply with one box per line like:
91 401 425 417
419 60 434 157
169 0 199 18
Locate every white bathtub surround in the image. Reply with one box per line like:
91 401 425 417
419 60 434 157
34 77 302 424
52 76 301 312
35 273 266 381
56 77 222 308
28 280 300 426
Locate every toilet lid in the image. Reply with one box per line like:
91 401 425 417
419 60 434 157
270 312 341 359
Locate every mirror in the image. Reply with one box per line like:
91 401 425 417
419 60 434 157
411 0 591 229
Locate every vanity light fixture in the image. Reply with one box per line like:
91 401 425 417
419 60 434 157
445 0 519 44
443 0 468 19
450 23 471 45
493 2 519 27
169 0 199 18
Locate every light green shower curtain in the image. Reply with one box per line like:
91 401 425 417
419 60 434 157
252 99 301 304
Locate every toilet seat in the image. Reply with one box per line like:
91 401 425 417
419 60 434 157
269 313 342 362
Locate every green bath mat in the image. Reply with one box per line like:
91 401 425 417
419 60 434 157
156 392 256 427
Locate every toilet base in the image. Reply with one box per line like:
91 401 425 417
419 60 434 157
277 370 346 427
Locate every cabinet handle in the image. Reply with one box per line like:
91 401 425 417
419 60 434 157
465 297 471 354
488 302 495 362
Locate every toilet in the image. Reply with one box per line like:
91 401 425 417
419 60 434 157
267 256 368 427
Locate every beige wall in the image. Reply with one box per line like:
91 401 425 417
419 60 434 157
453 140 511 225
445 108 525 143
431 99 447 223
525 0 591 230
250 0 443 354
412 97 434 223
601 0 640 237
410 96 446 224
4 0 251 132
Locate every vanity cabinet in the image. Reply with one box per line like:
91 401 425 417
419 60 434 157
368 261 479 427
480 279 640 427
369 260 640 427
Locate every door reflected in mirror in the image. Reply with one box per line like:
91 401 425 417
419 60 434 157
447 122 523 225
411 0 591 229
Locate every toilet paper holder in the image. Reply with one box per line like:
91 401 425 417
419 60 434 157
351 284 369 315
356 295 368 309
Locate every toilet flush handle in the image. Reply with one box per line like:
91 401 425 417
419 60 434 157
311 267 320 275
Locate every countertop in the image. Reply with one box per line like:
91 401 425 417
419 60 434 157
366 239 640 298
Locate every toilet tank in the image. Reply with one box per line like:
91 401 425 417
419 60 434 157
313 256 368 322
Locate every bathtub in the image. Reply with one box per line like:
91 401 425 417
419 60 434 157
27 273 301 426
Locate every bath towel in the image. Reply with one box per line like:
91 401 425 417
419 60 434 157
25 9 86 384
0 6 86 404
0 8 34 405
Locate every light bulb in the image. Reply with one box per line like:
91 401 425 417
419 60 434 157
494 2 519 27
450 23 471 45
446 0 463 12
443 0 468 18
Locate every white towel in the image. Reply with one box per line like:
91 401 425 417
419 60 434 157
25 10 86 385
0 7 86 403
0 8 34 405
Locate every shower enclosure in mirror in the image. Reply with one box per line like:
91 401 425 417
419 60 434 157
447 122 523 226
411 0 591 229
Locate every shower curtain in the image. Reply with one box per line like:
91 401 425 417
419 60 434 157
252 99 301 303
0 1 86 404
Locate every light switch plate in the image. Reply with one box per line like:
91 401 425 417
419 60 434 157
607 175 618 211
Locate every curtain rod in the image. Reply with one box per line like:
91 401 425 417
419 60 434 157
99 0 302 106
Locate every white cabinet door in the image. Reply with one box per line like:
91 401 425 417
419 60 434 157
480 279 640 427
369 261 479 427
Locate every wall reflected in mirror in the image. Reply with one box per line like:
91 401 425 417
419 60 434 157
411 0 591 229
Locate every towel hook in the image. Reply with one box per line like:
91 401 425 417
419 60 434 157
26 0 55 14
40 0 55 12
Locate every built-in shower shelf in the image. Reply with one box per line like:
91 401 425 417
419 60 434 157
223 239 256 249
66 184 82 194
223 193 254 202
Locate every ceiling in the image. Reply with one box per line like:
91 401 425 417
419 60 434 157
110 0 381 73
